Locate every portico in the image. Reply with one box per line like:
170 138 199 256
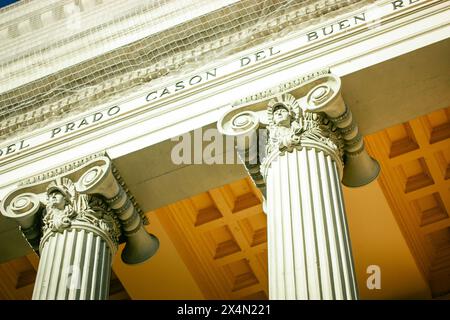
0 0 449 300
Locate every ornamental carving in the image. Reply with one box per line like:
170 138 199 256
218 72 380 194
41 177 121 245
75 194 121 244
43 178 77 233
265 93 343 159
0 155 159 264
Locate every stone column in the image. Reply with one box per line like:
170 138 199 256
0 155 159 300
263 137 357 300
218 72 380 300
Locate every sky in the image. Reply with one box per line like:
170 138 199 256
0 0 19 10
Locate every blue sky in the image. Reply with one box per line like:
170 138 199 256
0 0 19 9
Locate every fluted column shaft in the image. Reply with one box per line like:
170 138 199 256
32 228 112 300
266 148 358 300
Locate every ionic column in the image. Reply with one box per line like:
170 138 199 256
218 72 380 300
264 144 357 299
0 155 159 300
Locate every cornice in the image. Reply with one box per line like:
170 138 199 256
0 0 370 141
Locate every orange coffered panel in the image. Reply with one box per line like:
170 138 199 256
154 178 268 299
366 106 450 298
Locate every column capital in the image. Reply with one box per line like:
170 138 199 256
218 71 380 189
0 153 159 265
40 177 121 256
260 94 344 179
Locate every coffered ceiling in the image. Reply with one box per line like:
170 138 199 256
365 106 450 298
154 178 268 299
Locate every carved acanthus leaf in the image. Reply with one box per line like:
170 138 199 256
42 181 121 246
